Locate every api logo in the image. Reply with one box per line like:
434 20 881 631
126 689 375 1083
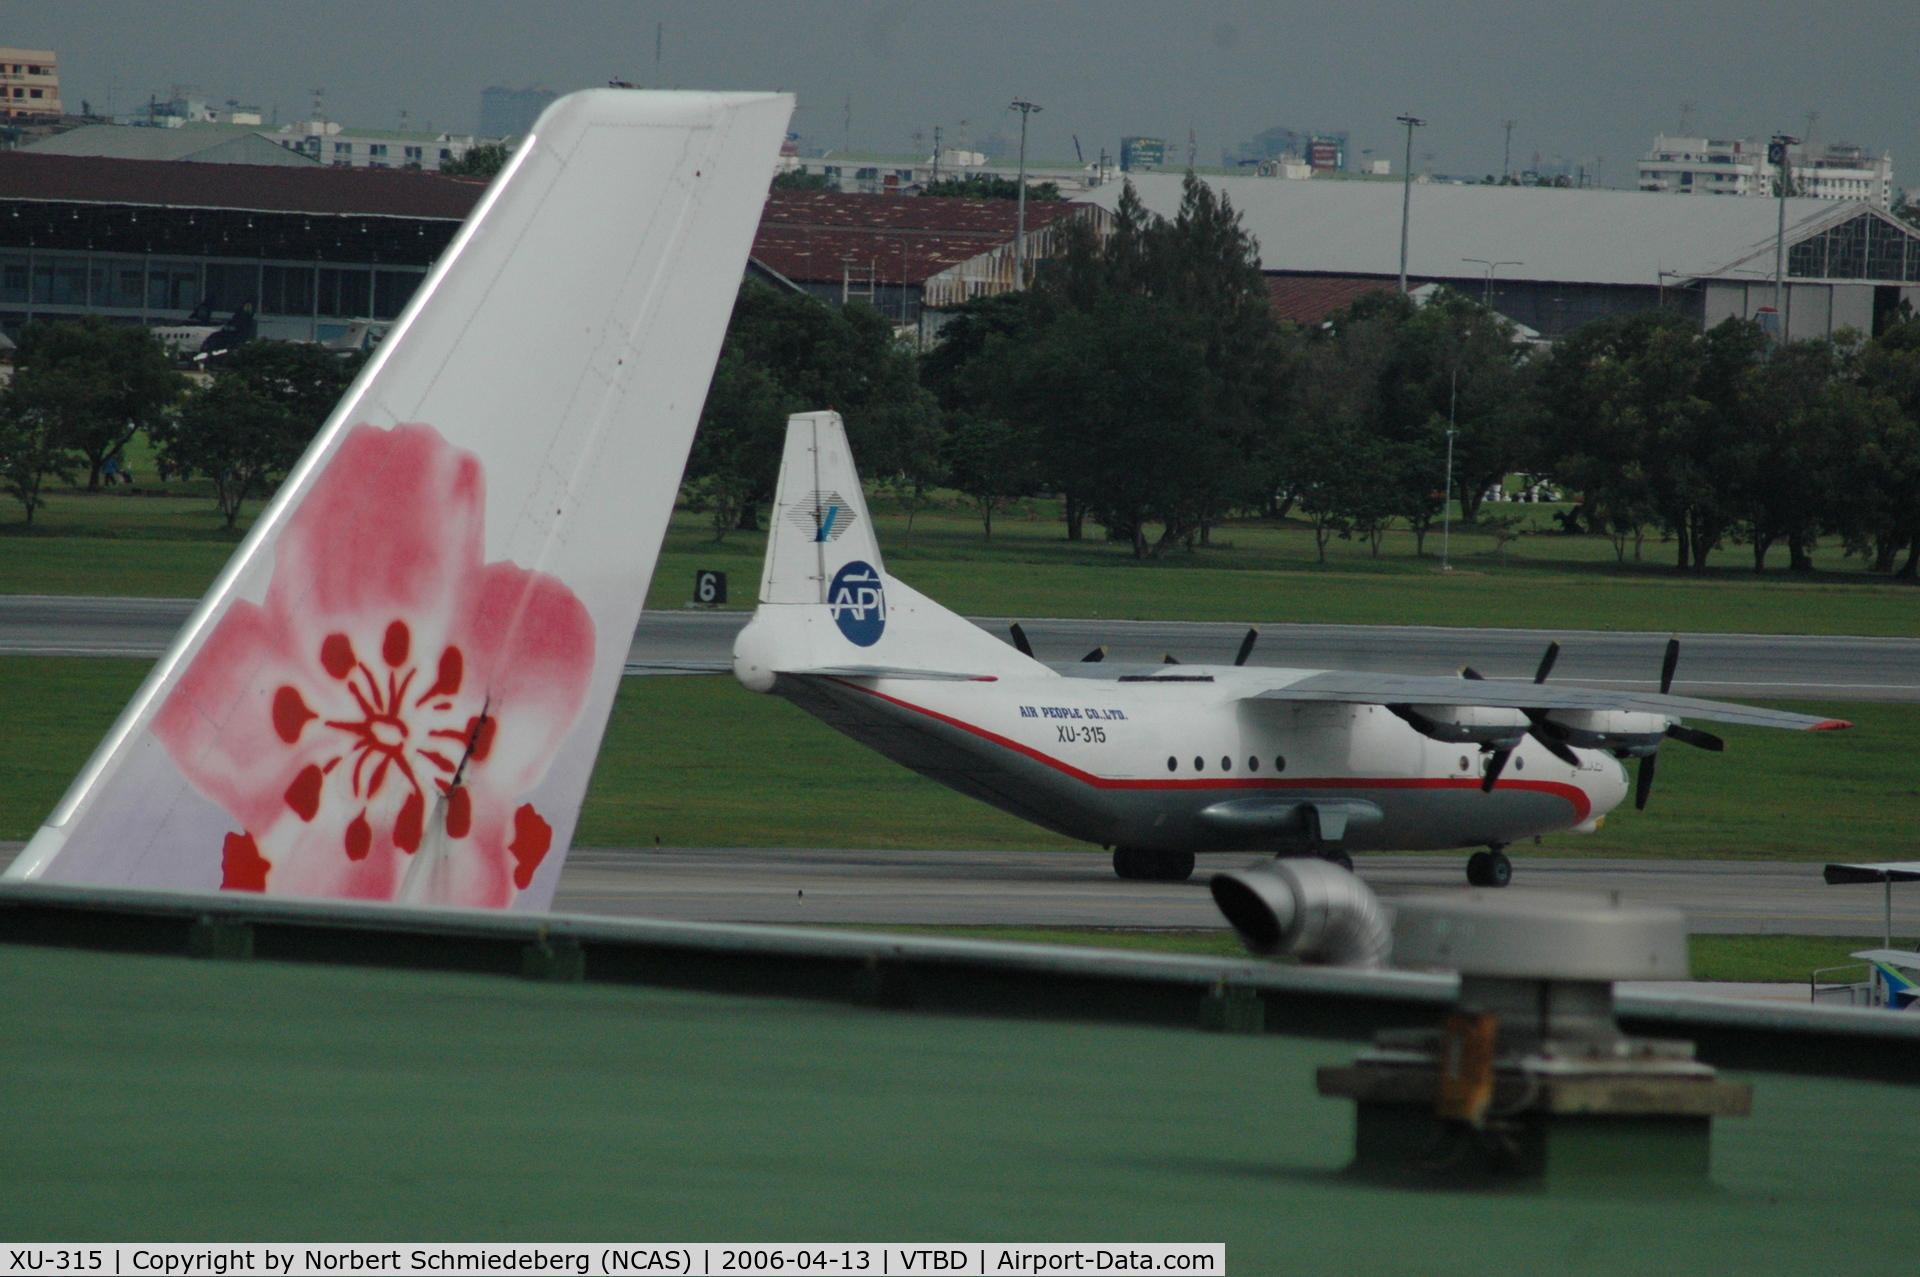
829 560 886 646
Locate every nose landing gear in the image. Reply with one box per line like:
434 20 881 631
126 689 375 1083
1466 846 1512 887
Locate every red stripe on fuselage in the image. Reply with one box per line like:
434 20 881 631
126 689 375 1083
827 678 1593 822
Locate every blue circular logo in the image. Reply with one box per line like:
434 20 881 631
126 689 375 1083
829 560 886 647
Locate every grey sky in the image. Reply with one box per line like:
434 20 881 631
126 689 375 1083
22 1 1918 185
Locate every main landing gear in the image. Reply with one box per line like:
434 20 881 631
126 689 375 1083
1113 847 1196 882
1466 846 1513 888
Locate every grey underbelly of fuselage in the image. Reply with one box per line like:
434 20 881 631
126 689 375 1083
777 675 1591 853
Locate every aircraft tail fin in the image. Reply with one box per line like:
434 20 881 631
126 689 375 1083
735 412 1045 687
7 90 794 911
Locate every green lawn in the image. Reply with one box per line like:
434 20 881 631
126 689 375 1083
6 942 1919 1267
7 481 1920 634
2 659 1908 861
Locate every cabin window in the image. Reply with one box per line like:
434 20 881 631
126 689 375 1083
1193 756 1204 772
1221 756 1231 771
1274 756 1286 772
1248 757 1258 772
1166 756 1176 772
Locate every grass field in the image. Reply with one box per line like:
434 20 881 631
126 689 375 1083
2 658 1909 861
7 475 1920 634
8 942 1920 1264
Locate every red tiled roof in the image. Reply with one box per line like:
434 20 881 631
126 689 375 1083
755 191 1086 285
1264 274 1397 325
0 151 486 220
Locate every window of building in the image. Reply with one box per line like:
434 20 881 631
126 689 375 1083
335 142 352 155
0 256 27 304
149 265 200 311
261 265 315 315
368 144 387 157
204 263 259 312
404 146 422 160
439 148 452 160
373 270 421 319
318 268 372 318
28 89 41 99
34 257 88 305
91 259 143 308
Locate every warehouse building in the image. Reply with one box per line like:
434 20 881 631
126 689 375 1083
1098 173 1920 339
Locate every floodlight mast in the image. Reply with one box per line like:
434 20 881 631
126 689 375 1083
1770 133 1800 335
1396 114 1427 293
1461 258 1522 309
1010 99 1042 289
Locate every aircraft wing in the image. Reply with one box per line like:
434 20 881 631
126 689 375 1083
1247 672 1849 731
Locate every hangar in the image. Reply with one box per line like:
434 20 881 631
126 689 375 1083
1100 173 1920 338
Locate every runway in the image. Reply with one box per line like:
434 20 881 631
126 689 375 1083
551 846 1916 938
5 596 1915 701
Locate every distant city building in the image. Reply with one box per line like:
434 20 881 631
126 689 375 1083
1119 137 1165 172
1230 127 1349 173
268 119 478 171
1638 135 1893 208
479 86 556 139
0 47 60 118
119 91 263 127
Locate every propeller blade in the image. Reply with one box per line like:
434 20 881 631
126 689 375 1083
1461 666 1485 681
1081 646 1107 663
1009 623 1033 658
1533 640 1560 684
1481 747 1513 793
1659 636 1680 696
1163 654 1180 665
1525 714 1582 765
1234 627 1260 667
1666 723 1725 751
1635 750 1658 810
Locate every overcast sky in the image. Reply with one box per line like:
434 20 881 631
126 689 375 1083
22 0 1918 184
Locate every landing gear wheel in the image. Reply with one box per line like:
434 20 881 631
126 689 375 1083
1466 849 1513 887
1318 848 1354 873
1112 848 1195 882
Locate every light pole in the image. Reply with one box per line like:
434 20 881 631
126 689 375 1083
1441 367 1458 571
1461 258 1521 309
1396 114 1427 294
1010 99 1042 289
1768 133 1799 337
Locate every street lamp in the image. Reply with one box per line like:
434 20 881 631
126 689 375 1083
1461 258 1521 310
1768 133 1800 336
1441 367 1458 572
1396 114 1426 293
1009 99 1042 289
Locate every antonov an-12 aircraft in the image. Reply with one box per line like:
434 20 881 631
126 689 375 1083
734 413 1850 887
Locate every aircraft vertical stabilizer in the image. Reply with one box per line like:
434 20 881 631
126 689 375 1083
6 90 794 910
735 412 1046 686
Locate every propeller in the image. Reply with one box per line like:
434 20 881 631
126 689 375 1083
1533 640 1560 684
1660 635 1680 695
1234 628 1260 667
1635 751 1658 810
1081 646 1107 663
1666 723 1724 751
1009 623 1033 658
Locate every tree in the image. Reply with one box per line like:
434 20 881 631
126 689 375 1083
922 175 1061 201
771 170 834 192
683 348 788 540
441 143 510 179
0 384 80 524
164 377 296 527
12 318 185 489
943 414 1036 540
687 282 941 530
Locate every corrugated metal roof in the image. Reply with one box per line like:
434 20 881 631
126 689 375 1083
1264 275 1396 324
0 151 484 219
1092 173 1902 286
24 123 318 166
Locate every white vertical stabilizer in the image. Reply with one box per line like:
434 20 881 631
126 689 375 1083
734 412 1047 687
7 90 794 910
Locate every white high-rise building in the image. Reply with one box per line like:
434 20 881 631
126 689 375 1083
1638 135 1893 207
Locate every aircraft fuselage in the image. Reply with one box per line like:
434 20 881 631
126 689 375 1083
773 664 1629 854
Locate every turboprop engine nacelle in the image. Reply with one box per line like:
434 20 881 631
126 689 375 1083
1538 709 1671 756
1390 703 1530 749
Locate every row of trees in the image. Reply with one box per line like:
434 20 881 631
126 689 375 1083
0 317 361 527
690 173 1920 575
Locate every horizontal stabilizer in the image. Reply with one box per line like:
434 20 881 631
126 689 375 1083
780 665 1000 682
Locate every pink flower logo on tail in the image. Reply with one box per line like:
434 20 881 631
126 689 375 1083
156 423 595 906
